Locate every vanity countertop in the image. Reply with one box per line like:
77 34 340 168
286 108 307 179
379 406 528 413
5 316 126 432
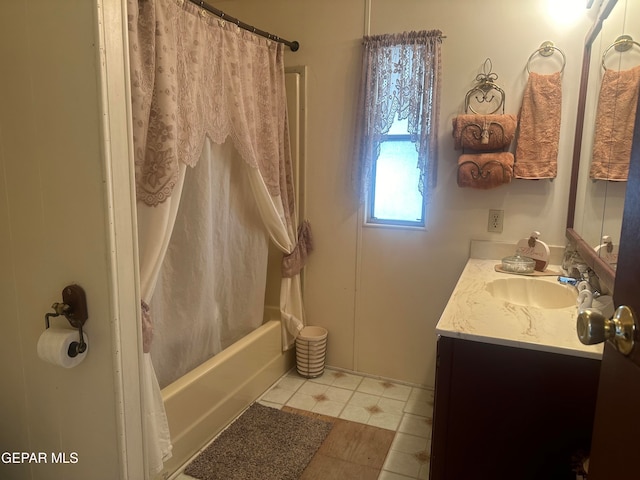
436 258 604 360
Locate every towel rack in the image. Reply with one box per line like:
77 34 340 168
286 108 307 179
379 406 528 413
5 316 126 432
602 35 640 71
464 58 505 115
526 41 566 74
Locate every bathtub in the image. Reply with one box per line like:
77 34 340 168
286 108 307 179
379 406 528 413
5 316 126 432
156 318 294 479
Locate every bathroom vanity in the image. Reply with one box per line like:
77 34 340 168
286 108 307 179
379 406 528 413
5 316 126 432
430 257 603 480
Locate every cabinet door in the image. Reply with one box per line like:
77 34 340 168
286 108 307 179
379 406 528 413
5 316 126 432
430 337 600 480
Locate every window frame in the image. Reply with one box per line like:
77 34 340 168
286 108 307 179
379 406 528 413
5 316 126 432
366 133 426 228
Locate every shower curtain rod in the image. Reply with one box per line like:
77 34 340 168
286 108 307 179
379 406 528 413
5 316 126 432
188 0 300 52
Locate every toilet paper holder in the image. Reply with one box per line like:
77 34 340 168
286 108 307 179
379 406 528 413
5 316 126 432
44 284 88 357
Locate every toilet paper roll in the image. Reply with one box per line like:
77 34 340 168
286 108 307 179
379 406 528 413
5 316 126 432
37 328 88 368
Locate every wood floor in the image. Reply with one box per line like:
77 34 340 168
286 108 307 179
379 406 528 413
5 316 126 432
283 407 396 480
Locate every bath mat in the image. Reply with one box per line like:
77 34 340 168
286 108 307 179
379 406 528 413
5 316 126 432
184 403 333 480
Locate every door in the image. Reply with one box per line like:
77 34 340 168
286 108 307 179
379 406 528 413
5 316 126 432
586 89 640 478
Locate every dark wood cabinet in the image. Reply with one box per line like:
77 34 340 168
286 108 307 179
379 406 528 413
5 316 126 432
429 336 601 480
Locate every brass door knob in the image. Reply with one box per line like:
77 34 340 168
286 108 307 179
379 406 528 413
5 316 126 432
577 305 637 355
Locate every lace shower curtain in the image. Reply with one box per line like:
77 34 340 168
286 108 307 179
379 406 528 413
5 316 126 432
128 0 309 473
354 30 443 203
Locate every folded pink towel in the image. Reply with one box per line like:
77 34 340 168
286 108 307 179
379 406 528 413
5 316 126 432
452 114 517 151
589 64 640 181
457 152 514 189
514 72 562 179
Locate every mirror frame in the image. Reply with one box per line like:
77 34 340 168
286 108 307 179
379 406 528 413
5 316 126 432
566 0 619 294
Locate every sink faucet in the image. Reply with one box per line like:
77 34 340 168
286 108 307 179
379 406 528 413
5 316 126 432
560 258 601 292
577 265 601 296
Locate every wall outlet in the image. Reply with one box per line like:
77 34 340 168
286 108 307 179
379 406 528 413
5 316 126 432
488 209 504 233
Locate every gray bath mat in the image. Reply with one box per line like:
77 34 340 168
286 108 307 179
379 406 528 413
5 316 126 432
184 402 334 480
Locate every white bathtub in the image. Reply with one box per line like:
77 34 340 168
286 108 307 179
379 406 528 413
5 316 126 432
156 319 294 478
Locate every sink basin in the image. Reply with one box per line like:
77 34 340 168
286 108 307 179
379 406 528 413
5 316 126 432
486 278 577 309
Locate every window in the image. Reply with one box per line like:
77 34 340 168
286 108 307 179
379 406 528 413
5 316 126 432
354 30 443 228
368 117 425 226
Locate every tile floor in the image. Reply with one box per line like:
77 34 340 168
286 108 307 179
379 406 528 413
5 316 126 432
176 367 434 480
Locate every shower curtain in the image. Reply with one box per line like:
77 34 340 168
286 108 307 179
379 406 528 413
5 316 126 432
128 0 310 473
150 138 269 389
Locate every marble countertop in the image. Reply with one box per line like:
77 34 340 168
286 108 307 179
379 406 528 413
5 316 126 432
436 258 604 360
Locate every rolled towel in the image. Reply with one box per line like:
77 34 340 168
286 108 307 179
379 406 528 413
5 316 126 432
452 114 517 151
514 71 562 179
589 64 640 181
457 152 514 189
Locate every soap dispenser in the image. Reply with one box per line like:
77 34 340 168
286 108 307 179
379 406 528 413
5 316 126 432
515 231 550 272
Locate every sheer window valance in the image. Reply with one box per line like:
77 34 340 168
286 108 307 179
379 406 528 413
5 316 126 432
354 30 443 203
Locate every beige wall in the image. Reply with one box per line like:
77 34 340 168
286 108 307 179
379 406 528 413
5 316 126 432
217 0 594 386
0 1 141 479
0 1 597 477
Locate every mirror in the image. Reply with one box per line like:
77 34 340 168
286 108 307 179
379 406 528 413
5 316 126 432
567 0 640 293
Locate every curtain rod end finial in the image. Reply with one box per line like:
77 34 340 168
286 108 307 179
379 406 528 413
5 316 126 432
290 41 300 52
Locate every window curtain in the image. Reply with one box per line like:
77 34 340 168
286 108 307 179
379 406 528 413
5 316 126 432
128 0 309 473
354 30 443 204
